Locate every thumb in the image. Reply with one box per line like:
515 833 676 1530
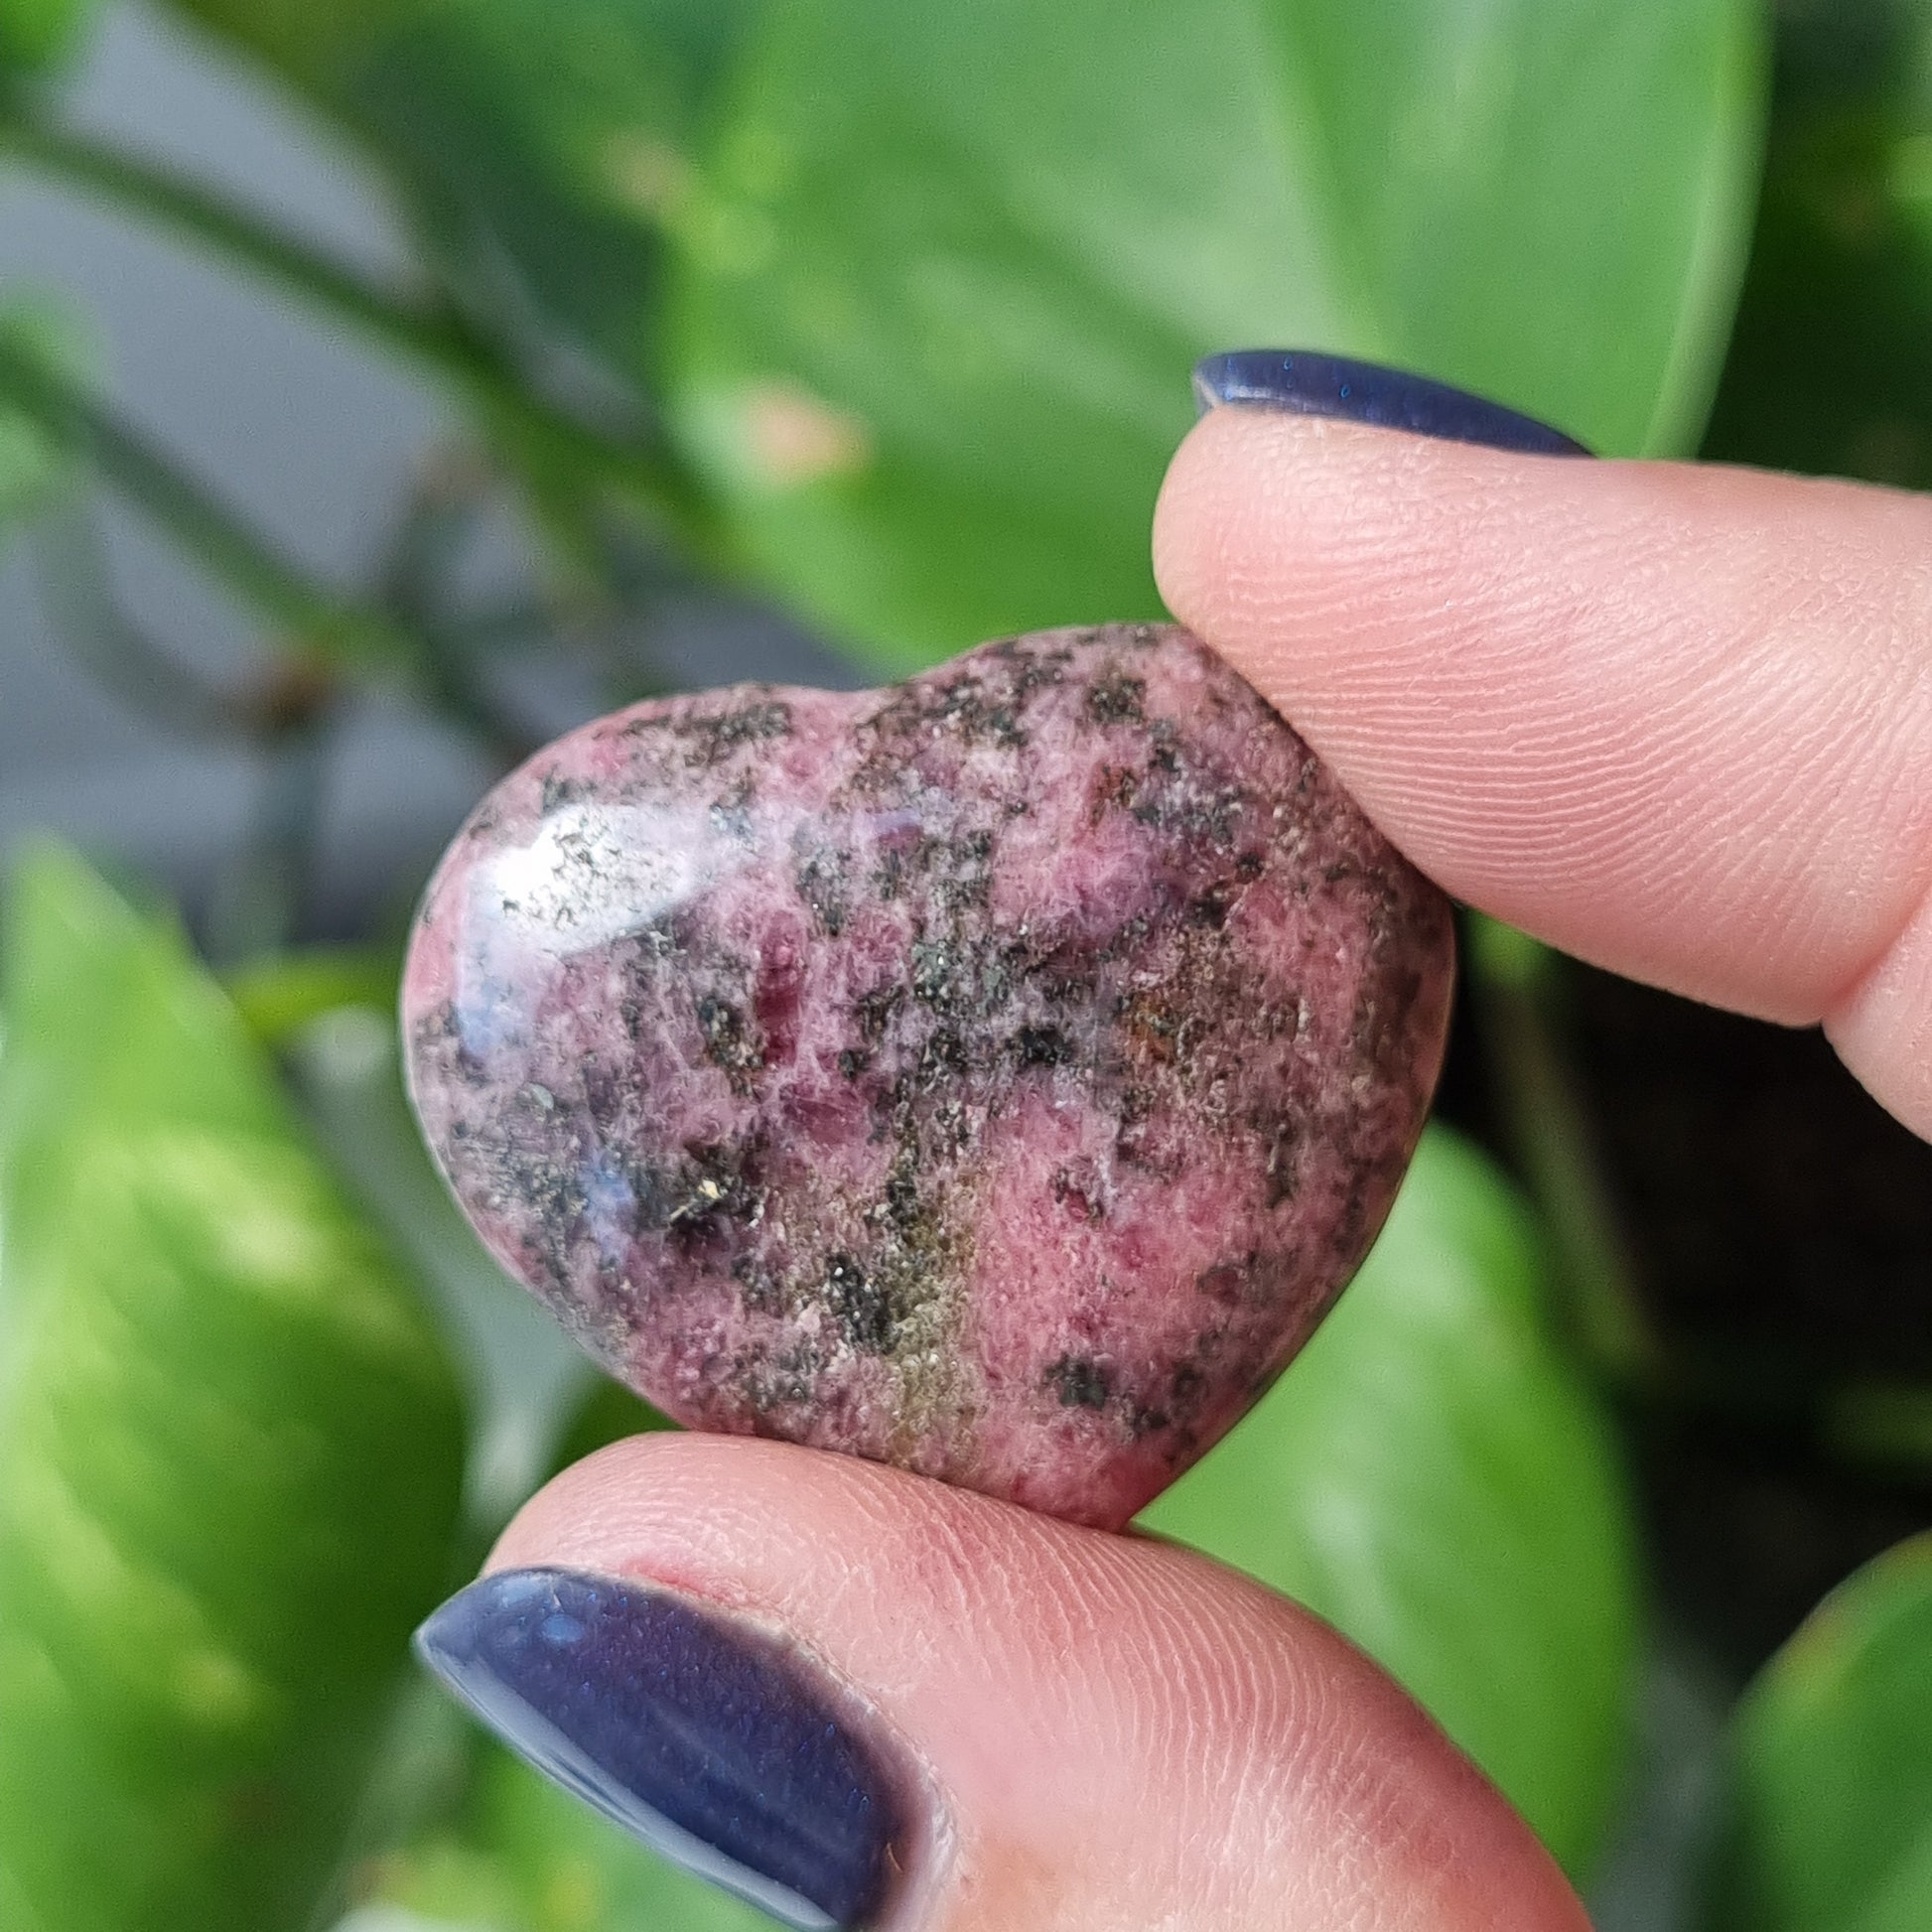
414 1433 1587 1932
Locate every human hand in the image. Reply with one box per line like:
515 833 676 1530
413 352 1931 1931
1160 352 1932 1148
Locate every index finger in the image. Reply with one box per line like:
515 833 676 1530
1152 401 1932 1140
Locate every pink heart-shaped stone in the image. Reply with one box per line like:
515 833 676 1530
402 623 1452 1528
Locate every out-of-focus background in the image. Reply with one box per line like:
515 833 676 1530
2 4 1931 1931
0 1 854 934
1 3 466 932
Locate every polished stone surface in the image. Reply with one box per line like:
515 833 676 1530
404 624 1453 1527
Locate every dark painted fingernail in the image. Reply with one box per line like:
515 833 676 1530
415 1568 909 1930
1193 349 1589 456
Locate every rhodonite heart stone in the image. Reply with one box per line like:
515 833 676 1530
403 623 1453 1528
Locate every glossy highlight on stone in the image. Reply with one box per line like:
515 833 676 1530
403 624 1454 1528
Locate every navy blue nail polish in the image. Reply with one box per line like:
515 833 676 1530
415 1569 908 1930
1193 349 1588 456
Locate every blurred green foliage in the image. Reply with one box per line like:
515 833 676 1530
546 1372 674 1473
0 300 83 538
0 1 1925 1929
370 1739 777 1932
1705 0 1932 484
0 848 467 1931
1711 1534 1932 1932
668 0 1761 665
171 0 761 379
0 0 88 71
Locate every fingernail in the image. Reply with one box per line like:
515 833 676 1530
1192 348 1589 456
415 1568 910 1930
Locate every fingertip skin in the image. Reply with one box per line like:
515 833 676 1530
1154 406 1932 1109
1828 884 1932 1142
491 1434 1593 1932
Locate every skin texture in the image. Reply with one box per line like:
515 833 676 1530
491 1436 1590 1932
454 411 1932 1932
1154 408 1932 1140
404 623 1451 1527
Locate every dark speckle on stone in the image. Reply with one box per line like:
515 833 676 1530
1044 1354 1113 1410
795 843 849 936
695 995 762 1089
1085 672 1147 727
672 696 794 767
825 1253 897 1353
1188 882 1235 929
1052 1169 1102 1222
539 770 584 815
852 981 904 1042
732 1254 784 1314
1016 1025 1071 1067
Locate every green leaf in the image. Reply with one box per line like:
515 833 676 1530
0 844 469 1932
1707 1534 1932 1932
224 945 403 1051
371 1743 776 1932
1703 0 1932 487
350 0 761 373
1141 1125 1641 1879
0 0 95 71
662 0 1765 671
164 0 763 376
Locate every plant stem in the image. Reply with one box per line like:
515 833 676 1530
376 451 542 766
0 115 718 551
207 710 335 965
30 495 240 737
0 115 457 377
0 329 427 678
377 451 487 621
1466 914 1667 1393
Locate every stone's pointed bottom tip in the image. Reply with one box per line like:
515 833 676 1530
402 621 1455 1528
1192 348 1590 456
416 1568 906 1931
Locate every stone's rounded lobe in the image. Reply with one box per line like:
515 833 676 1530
402 624 1454 1529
